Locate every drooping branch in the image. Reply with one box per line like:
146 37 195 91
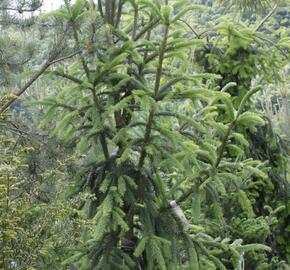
175 119 237 205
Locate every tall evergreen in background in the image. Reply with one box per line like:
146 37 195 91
0 1 41 87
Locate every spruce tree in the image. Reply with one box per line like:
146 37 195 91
33 1 288 269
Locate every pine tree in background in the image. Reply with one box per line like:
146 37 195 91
0 1 41 88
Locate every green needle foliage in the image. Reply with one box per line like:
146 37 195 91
26 0 289 269
0 111 91 269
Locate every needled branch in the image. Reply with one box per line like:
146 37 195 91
52 71 84 85
91 85 110 161
69 17 110 160
176 86 263 204
138 23 170 170
214 120 236 168
134 18 160 41
72 24 90 79
113 2 139 133
175 175 206 205
176 118 237 205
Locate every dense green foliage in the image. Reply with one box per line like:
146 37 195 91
0 0 289 269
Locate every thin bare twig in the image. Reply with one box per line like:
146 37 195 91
48 50 81 65
0 36 78 114
0 6 40 13
255 35 288 59
0 51 60 115
178 19 200 38
255 3 278 32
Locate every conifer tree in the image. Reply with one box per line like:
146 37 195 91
0 0 288 269
33 1 289 269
